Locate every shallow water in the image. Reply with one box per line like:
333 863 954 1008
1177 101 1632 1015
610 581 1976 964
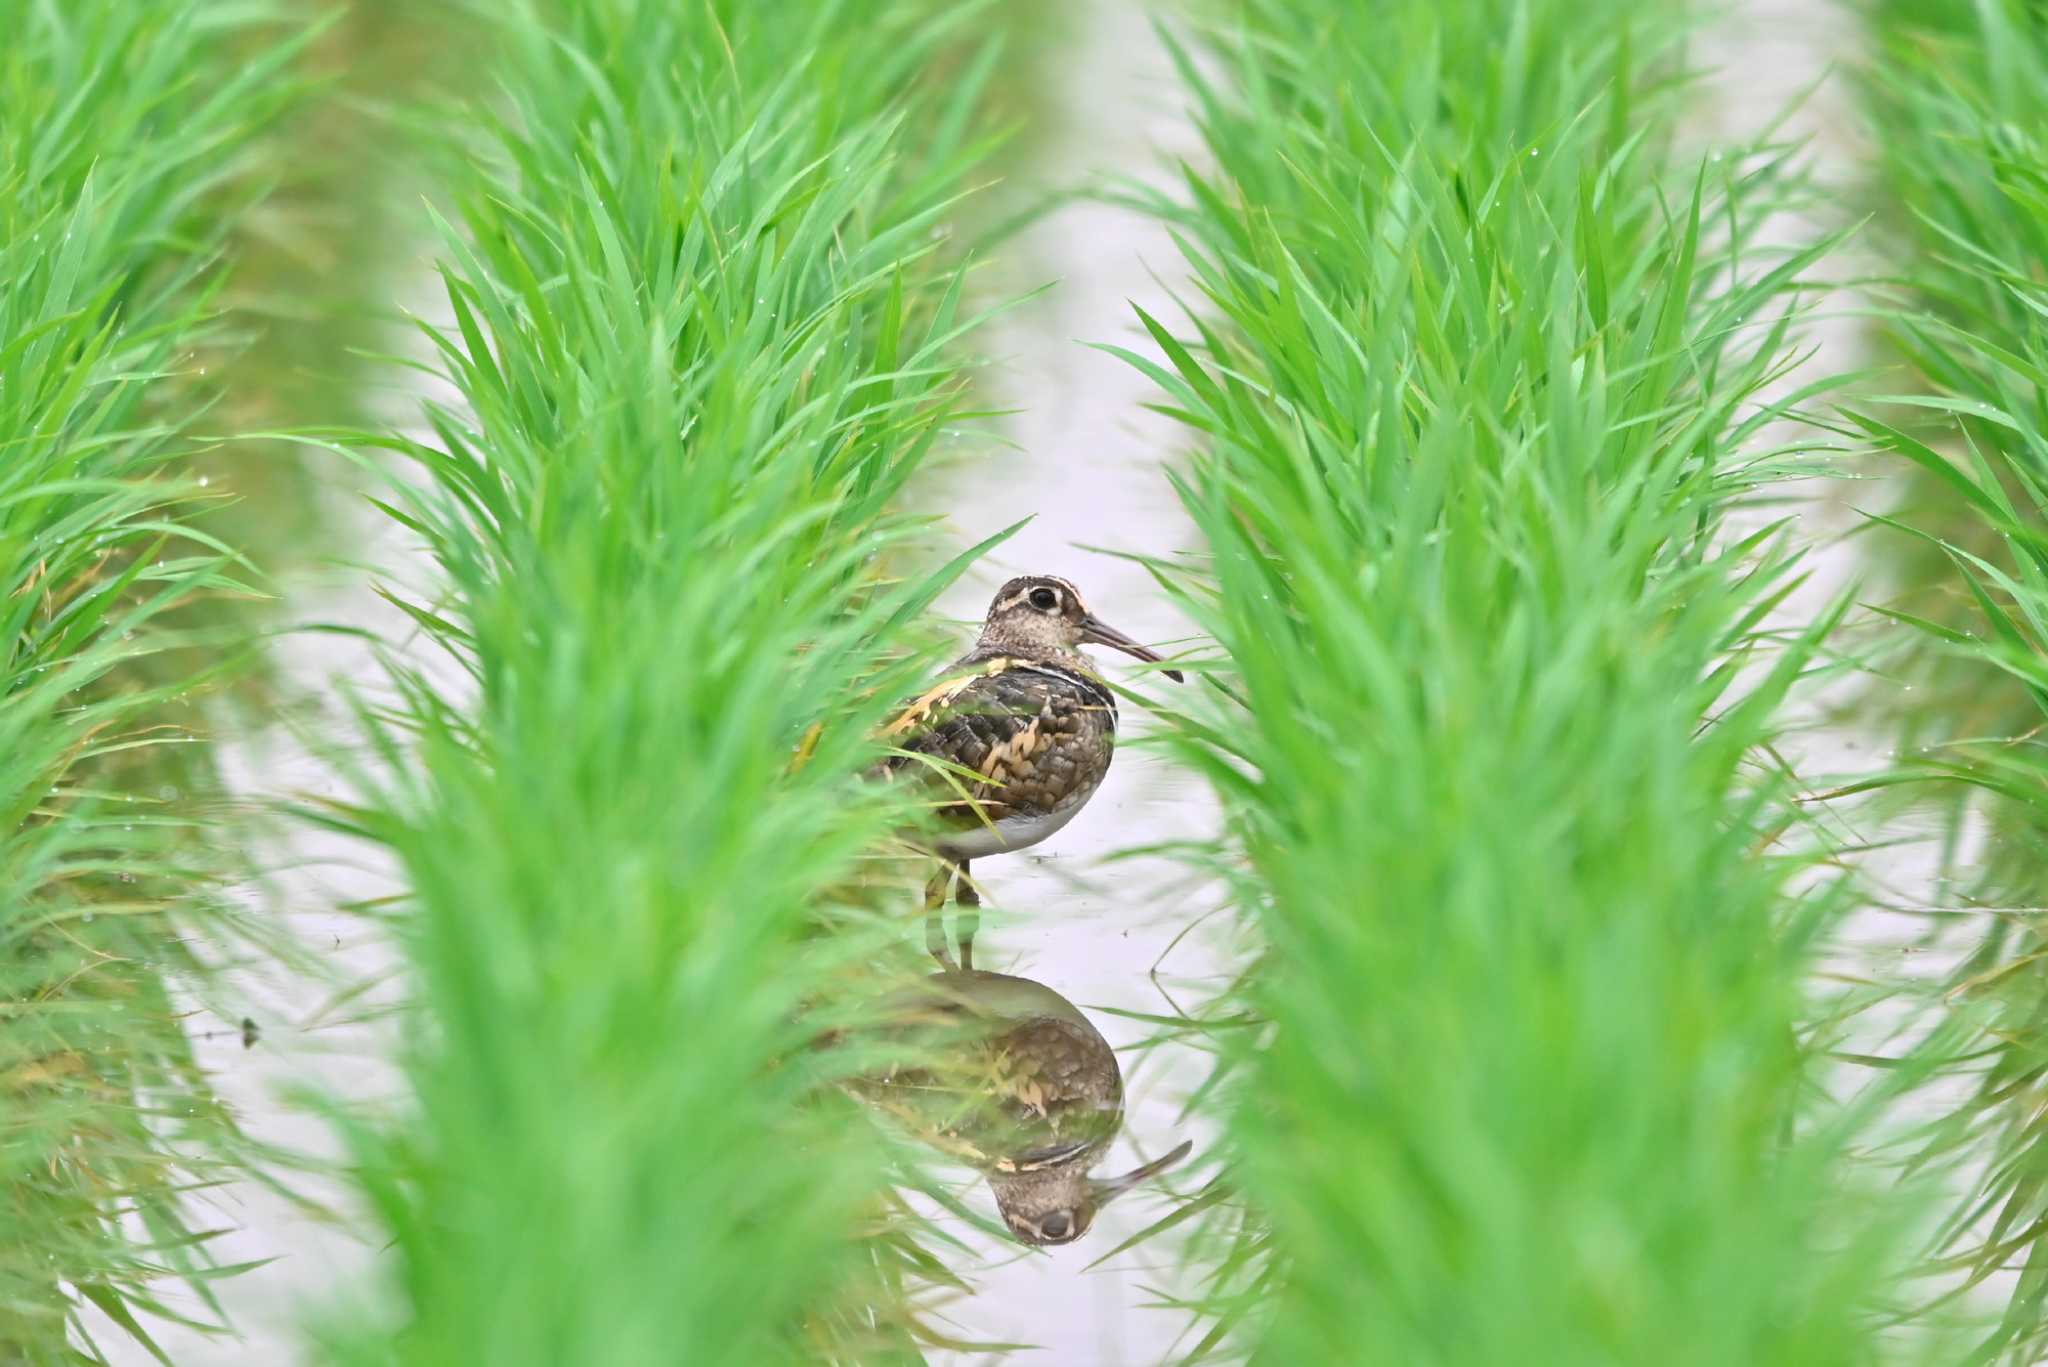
907 3 1233 1359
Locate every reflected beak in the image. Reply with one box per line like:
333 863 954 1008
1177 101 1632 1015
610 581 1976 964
1079 615 1185 682
1087 1140 1194 1208
1015 1139 1095 1170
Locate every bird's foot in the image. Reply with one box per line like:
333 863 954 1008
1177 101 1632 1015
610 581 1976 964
924 864 960 972
954 861 980 972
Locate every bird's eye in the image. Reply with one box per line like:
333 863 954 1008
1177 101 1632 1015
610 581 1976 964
1038 1211 1073 1240
1029 587 1059 611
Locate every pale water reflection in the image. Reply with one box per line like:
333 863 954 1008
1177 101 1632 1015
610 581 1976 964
852 970 1193 1249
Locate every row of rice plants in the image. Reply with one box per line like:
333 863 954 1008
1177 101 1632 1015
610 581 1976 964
1857 0 2048 1357
0 1 301 1359
302 1 1015 1360
1125 0 1950 1358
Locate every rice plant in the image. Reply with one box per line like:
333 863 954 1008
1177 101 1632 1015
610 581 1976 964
1115 0 1952 1358
0 1 300 1359
304 1 1016 1360
1856 0 2048 1355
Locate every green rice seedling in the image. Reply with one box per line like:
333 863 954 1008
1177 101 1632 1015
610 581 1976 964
1856 0 2048 1355
1851 0 2048 867
1113 0 1954 1359
305 2 1019 1361
0 1 301 1359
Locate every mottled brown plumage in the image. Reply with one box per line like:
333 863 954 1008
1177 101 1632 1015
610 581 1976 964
851 970 1192 1246
879 575 1183 969
881 654 1117 844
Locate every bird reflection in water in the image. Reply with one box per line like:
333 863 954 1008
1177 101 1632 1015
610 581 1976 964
852 969 1191 1246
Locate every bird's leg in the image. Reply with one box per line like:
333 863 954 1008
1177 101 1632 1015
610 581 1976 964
955 860 979 972
924 862 958 972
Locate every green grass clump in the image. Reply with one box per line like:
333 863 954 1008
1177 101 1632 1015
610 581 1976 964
309 1 1011 1361
0 1 299 1359
1856 0 2048 1355
1120 0 1945 1359
1851 0 2048 872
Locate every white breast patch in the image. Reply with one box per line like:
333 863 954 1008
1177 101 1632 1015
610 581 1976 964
934 804 1085 861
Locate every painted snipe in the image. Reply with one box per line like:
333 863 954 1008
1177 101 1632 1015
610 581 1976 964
878 575 1183 970
852 969 1192 1246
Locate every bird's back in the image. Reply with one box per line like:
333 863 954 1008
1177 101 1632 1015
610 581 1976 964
879 649 1119 832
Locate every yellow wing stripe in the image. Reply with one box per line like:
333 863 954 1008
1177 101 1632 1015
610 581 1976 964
880 657 1018 738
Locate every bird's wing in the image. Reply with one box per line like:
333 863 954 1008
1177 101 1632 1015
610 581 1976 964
876 660 1064 823
851 1012 1119 1170
986 1016 1123 1164
880 658 1017 743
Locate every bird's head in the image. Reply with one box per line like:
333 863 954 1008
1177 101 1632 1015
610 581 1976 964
987 1139 1194 1247
976 575 1184 682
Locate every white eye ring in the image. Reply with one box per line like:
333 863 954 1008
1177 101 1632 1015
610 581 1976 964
1029 587 1059 610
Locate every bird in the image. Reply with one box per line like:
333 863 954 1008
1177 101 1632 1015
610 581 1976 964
876 574 1183 970
850 969 1192 1246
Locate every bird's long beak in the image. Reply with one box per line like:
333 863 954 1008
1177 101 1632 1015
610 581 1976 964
1087 1140 1194 1207
1079 615 1185 683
